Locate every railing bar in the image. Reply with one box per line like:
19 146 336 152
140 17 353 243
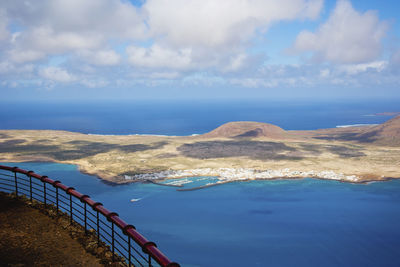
0 173 15 178
58 198 69 206
114 246 129 262
114 238 130 253
114 245 128 258
87 222 97 232
0 186 12 192
0 181 14 187
46 187 57 194
14 176 29 183
31 181 43 187
115 232 126 243
98 226 113 238
16 187 30 194
32 191 44 197
73 208 85 217
87 209 97 217
128 241 149 261
131 254 146 267
0 178 15 184
58 194 70 202
87 216 97 226
0 166 180 267
31 184 44 191
98 233 112 245
0 179 14 185
31 195 43 202
16 182 30 190
99 219 113 230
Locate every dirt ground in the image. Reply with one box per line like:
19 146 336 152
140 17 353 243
0 192 108 267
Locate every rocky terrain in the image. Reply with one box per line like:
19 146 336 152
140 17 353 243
0 115 399 184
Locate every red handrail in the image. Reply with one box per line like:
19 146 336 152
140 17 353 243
0 165 180 267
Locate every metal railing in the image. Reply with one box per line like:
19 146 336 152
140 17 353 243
0 165 180 267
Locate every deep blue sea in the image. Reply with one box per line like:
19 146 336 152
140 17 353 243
0 99 399 134
1 99 400 266
1 162 400 267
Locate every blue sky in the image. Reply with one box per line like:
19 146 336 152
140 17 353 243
0 0 399 101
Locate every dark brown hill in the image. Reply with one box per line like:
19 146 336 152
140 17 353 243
362 115 400 144
369 115 400 137
310 115 400 145
202 121 286 139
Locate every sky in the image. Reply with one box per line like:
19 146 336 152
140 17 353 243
0 0 399 101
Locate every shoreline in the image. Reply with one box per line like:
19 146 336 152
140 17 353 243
1 159 397 189
0 157 400 188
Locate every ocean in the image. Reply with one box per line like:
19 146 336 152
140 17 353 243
1 99 400 266
0 99 399 135
1 162 400 267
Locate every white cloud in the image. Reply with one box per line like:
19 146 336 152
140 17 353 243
144 0 323 49
8 49 46 63
339 61 387 75
223 54 248 72
127 45 192 70
39 66 76 82
80 79 109 88
79 49 121 66
0 8 9 42
146 72 181 79
0 0 325 85
391 49 400 66
292 0 388 64
0 61 34 74
1 0 398 93
2 0 145 63
320 69 330 78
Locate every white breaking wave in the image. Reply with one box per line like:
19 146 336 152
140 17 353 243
336 124 378 128
87 133 200 137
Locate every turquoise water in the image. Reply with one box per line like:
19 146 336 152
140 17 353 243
2 162 400 267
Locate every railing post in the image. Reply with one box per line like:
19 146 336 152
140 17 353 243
84 202 87 235
128 236 131 267
43 182 47 207
52 181 61 214
143 241 157 267
56 187 59 213
29 175 32 201
69 194 73 224
93 202 102 247
124 225 135 267
66 187 75 225
13 168 18 196
112 221 115 262
97 210 100 246
26 171 34 201
107 212 118 262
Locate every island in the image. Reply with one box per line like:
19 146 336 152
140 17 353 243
0 115 399 186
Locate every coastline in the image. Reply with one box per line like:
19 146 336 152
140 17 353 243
1 122 399 188
1 159 397 189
